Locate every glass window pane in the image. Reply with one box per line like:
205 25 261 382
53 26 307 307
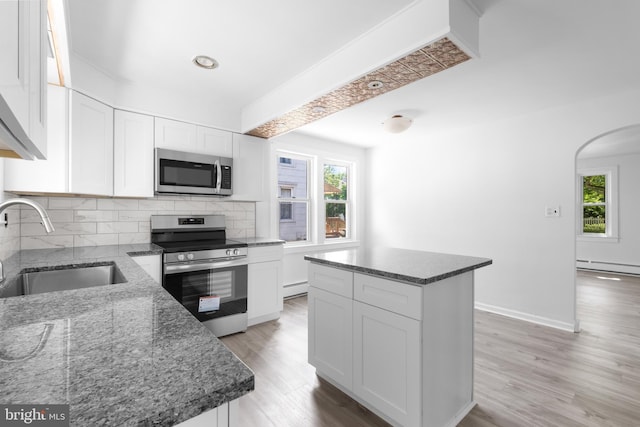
583 206 606 233
324 165 348 200
279 201 308 242
583 175 606 203
278 157 308 198
325 203 347 239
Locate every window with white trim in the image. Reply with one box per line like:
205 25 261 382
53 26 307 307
578 167 618 239
277 155 310 242
324 163 350 239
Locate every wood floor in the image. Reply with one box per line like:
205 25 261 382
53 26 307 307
221 271 640 426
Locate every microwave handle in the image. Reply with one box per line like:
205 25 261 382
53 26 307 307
215 159 221 192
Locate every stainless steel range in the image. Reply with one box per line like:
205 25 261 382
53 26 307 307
151 214 249 337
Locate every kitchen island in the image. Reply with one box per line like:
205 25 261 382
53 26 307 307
0 245 254 426
305 248 492 427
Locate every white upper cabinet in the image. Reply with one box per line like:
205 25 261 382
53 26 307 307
154 117 197 152
232 133 269 201
155 117 232 156
197 126 233 157
4 85 68 193
0 0 47 159
69 91 114 196
114 110 154 197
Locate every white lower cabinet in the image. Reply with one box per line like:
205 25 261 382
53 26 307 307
308 262 477 427
308 286 353 390
247 244 284 326
131 254 161 284
353 300 421 427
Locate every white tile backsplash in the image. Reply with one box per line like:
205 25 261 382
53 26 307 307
16 195 256 249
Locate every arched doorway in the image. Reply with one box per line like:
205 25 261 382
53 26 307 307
574 124 640 330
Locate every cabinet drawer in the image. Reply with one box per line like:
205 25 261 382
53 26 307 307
247 244 283 263
308 263 353 298
354 273 422 320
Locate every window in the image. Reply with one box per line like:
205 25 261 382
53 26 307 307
276 150 355 245
579 167 618 239
279 187 293 220
324 163 349 239
582 175 606 233
277 155 310 242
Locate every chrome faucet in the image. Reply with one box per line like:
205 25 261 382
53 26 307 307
0 198 55 284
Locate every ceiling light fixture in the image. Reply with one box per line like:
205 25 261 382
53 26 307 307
367 80 384 89
383 115 412 133
312 106 327 114
193 55 219 70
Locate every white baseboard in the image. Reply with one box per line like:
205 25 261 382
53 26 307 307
474 302 579 333
283 282 308 298
576 260 640 276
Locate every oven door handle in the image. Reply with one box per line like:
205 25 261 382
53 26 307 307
165 257 247 274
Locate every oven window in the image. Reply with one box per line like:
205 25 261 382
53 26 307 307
164 265 247 321
160 159 215 188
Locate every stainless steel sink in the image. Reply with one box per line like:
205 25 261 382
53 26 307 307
5 262 126 297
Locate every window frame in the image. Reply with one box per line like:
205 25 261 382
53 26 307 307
577 166 618 241
276 152 312 244
323 161 352 241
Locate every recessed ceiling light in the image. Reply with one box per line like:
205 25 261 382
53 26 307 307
312 106 327 114
367 80 384 89
193 55 219 70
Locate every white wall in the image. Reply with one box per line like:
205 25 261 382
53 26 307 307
577 152 640 270
366 88 640 331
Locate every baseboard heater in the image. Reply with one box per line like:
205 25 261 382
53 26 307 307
577 259 640 276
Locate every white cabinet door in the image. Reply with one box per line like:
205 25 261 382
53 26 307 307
114 110 154 197
232 133 268 201
131 254 162 284
197 126 232 157
154 117 197 152
27 0 47 157
247 260 283 325
0 0 29 134
4 85 68 193
69 91 114 196
0 0 47 159
308 286 353 390
353 301 421 427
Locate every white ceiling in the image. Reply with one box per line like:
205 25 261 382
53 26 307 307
66 0 415 116
64 0 640 150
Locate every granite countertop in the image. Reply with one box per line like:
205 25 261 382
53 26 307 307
0 244 254 426
231 237 285 247
305 247 492 285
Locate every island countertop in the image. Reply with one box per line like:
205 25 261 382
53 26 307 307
0 245 254 426
304 247 492 285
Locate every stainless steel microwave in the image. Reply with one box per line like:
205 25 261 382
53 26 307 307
155 148 233 196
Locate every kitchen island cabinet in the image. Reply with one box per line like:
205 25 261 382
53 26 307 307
305 248 492 427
